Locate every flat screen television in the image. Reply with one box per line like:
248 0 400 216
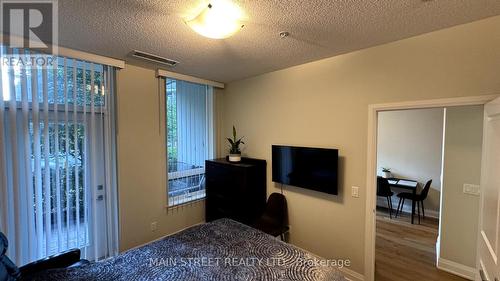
272 145 338 195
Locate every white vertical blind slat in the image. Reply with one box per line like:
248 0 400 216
53 62 62 253
31 65 44 260
63 58 70 249
81 62 87 253
72 60 80 249
0 49 7 234
183 82 187 206
89 64 98 260
181 81 186 207
103 67 112 256
189 82 194 168
205 86 209 161
0 47 12 253
20 49 35 260
7 51 21 264
208 86 215 159
42 68 51 257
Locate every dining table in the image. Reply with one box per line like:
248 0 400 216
387 178 419 224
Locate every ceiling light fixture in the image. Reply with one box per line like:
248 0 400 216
186 0 244 39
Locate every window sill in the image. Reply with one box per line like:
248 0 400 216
167 190 205 208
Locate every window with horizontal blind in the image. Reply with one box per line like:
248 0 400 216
166 78 214 206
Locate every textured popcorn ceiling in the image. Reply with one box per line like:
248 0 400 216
59 0 500 82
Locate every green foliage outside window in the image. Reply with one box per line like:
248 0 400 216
166 79 178 163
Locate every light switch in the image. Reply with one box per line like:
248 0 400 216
352 186 360 198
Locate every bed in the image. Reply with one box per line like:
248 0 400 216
32 219 346 281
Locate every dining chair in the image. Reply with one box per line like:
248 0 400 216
377 177 394 218
395 179 432 224
253 193 289 241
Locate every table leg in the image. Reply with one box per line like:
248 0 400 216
411 188 416 224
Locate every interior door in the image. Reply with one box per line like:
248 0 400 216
477 96 500 281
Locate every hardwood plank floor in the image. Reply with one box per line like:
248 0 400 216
375 208 468 281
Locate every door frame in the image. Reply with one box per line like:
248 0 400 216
364 94 499 281
476 96 500 281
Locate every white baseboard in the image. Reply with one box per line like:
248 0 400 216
435 237 440 260
339 267 364 281
437 258 475 280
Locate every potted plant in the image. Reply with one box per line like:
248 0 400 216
381 167 392 179
227 125 244 162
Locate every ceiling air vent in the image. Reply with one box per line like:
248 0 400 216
132 50 179 67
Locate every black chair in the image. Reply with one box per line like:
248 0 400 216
395 179 432 224
253 193 289 241
0 232 88 280
377 177 394 218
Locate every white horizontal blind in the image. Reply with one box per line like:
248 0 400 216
0 47 119 265
166 79 214 206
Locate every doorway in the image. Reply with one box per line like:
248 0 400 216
364 95 499 281
374 106 483 281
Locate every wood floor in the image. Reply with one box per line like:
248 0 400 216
375 208 468 281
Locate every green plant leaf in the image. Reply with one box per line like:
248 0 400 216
233 125 237 140
227 138 234 145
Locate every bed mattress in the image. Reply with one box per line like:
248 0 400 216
32 219 346 281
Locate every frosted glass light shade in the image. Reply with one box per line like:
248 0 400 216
186 1 244 39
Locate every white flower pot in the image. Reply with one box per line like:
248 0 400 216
229 154 241 162
383 172 392 179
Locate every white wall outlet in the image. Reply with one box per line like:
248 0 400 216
352 186 360 198
151 221 158 232
463 184 480 196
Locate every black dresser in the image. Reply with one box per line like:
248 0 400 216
205 157 267 225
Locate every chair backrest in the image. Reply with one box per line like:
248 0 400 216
377 177 392 196
0 232 20 281
419 180 433 200
264 193 288 226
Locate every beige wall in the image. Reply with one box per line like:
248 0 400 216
220 16 500 274
377 108 444 214
116 64 206 251
440 105 483 267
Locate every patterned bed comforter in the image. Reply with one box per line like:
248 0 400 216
32 219 346 281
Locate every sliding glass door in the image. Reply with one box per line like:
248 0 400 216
0 49 118 265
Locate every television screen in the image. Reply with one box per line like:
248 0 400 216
272 145 338 195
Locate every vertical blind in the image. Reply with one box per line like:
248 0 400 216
0 47 119 265
166 78 214 206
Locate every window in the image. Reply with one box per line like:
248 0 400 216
166 78 214 206
0 49 118 265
